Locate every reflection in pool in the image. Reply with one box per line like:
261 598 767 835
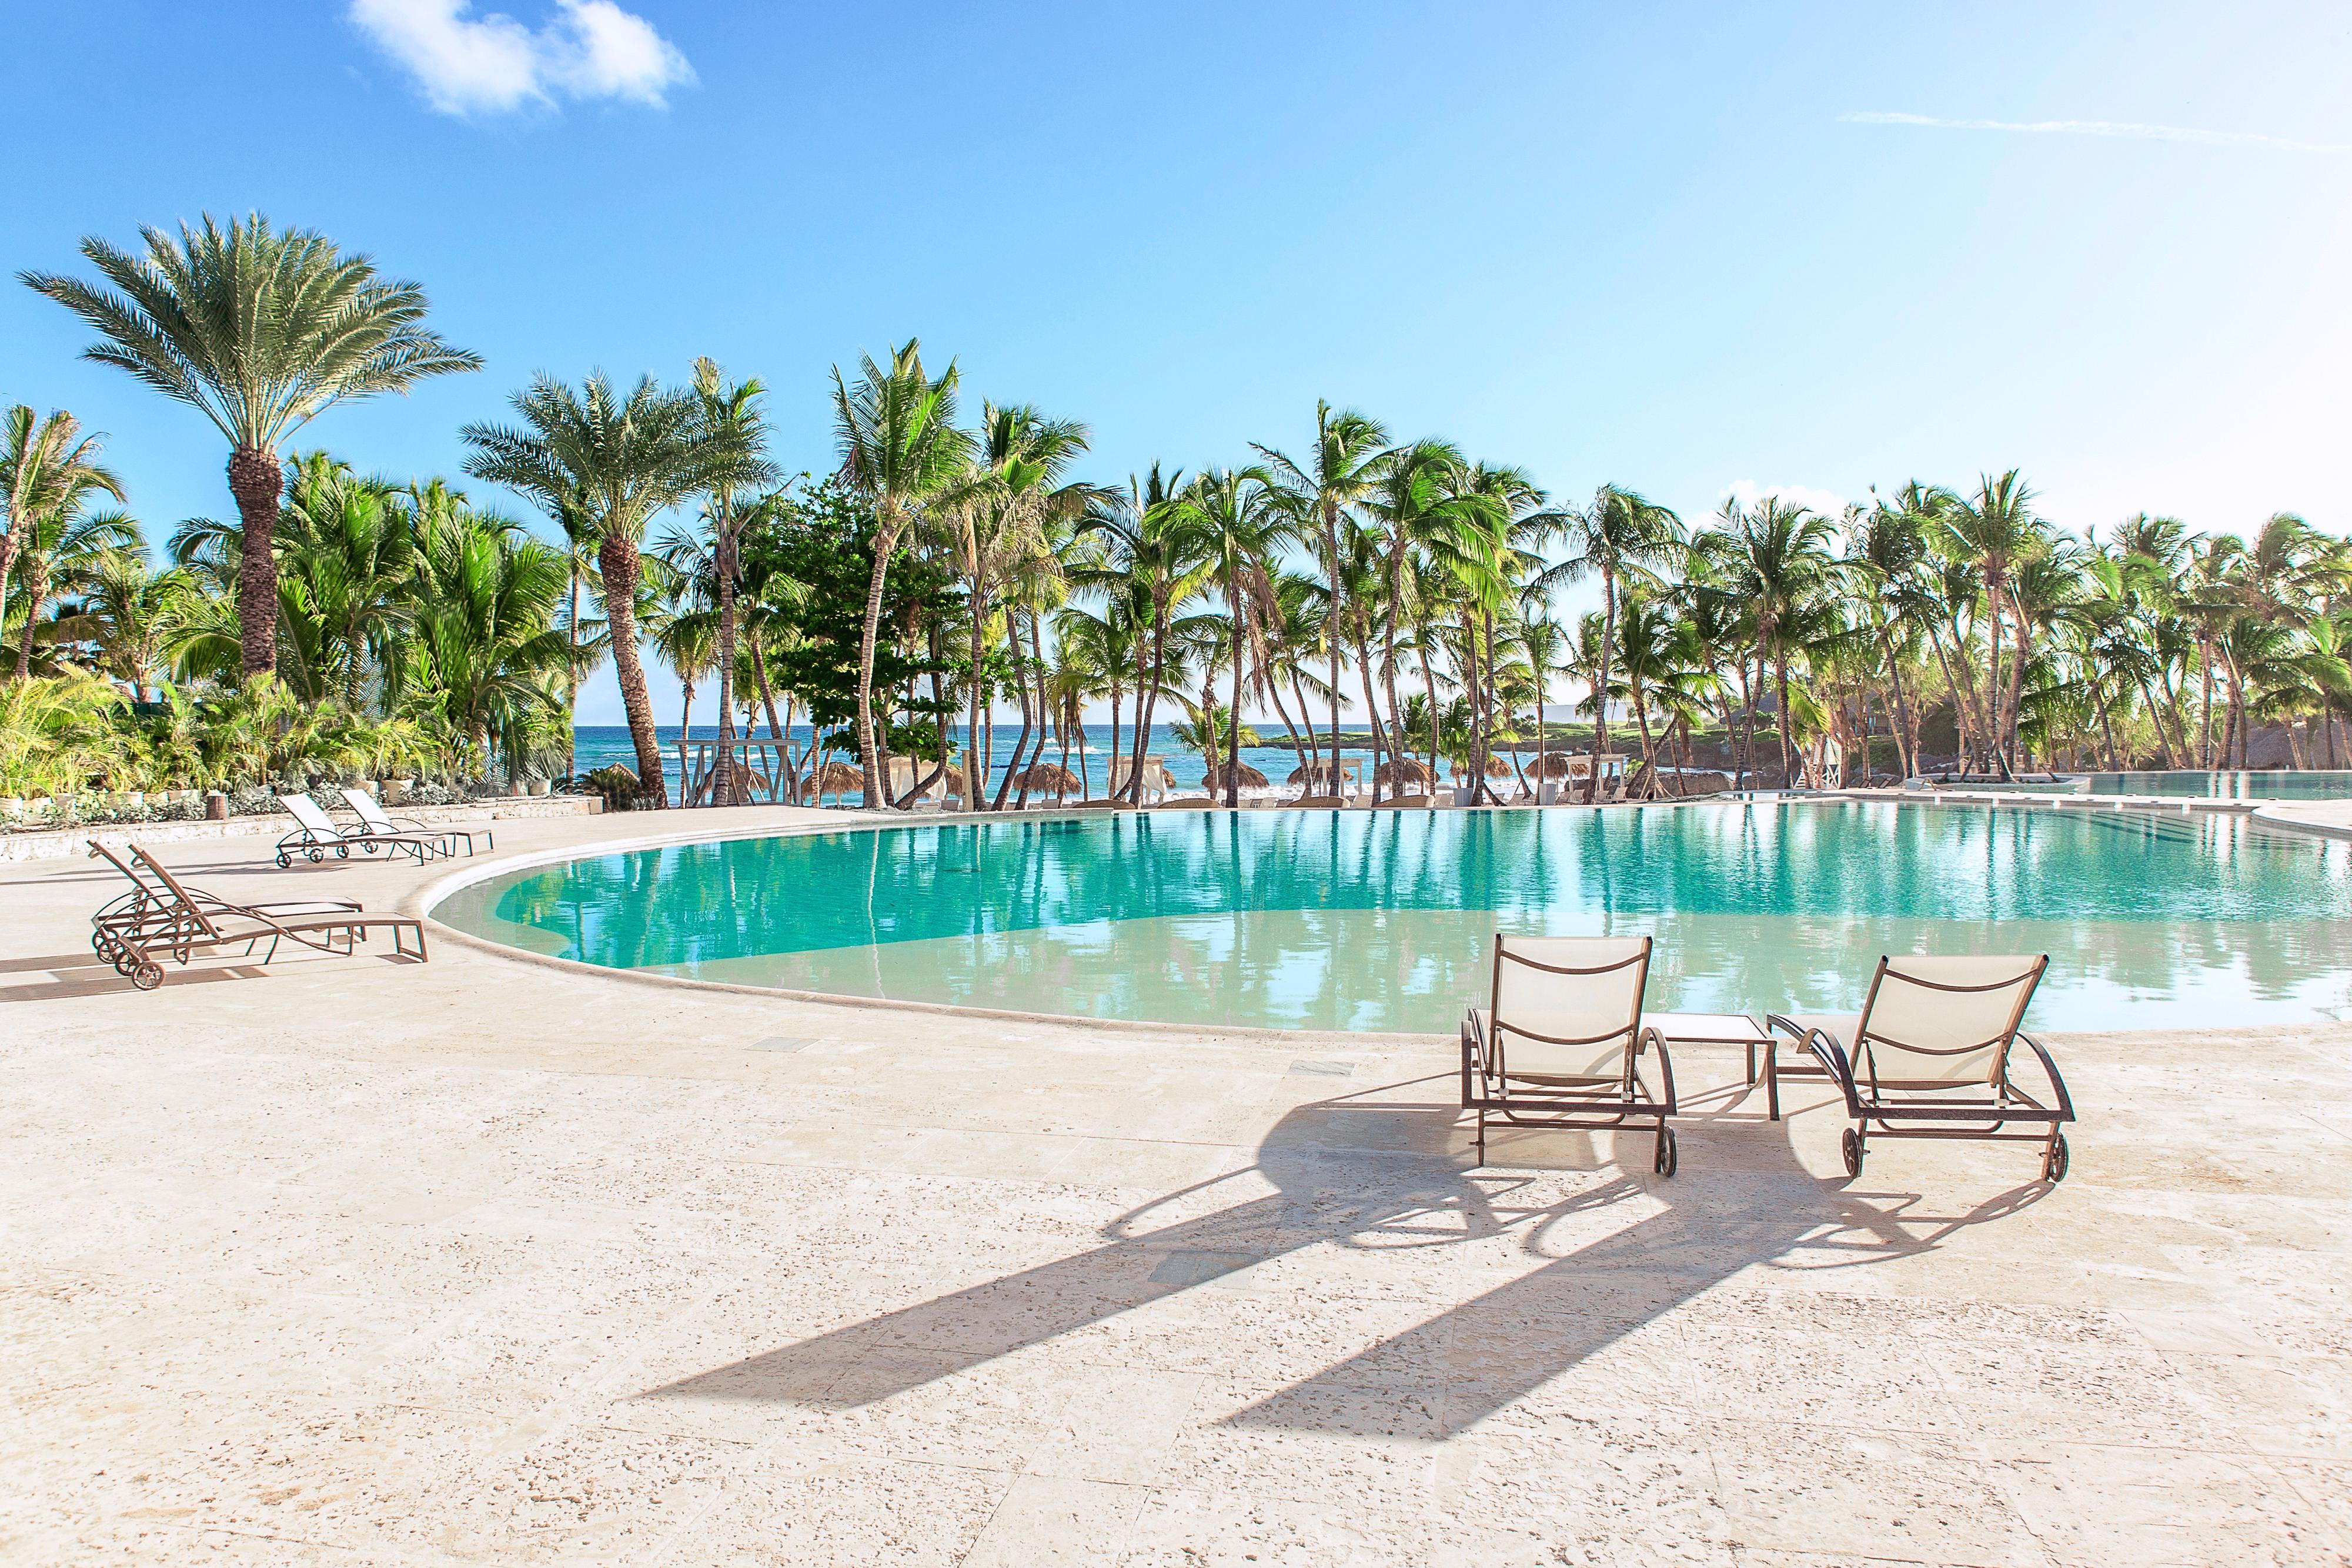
432 803 2352 1033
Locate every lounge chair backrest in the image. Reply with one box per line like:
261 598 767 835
1488 935 1652 1085
342 788 397 834
88 838 155 893
279 793 346 842
1853 954 2046 1089
129 846 225 940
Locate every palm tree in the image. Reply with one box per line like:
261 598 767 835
6 488 141 681
23 213 479 679
2 407 123 648
1718 496 1840 785
55 549 187 701
689 359 781 774
1079 466 1208 802
1256 403 1391 791
395 507 574 781
1513 613 1568 794
1539 484 1682 800
939 403 1095 810
1936 470 2050 774
1173 465 1290 805
463 372 746 806
830 341 973 807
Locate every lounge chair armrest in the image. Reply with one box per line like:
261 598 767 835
1638 1024 1677 1114
2016 1033 2075 1123
1777 1021 1864 1116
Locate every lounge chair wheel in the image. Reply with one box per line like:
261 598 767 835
1653 1128 1678 1178
1840 1127 1864 1178
276 853 291 867
131 961 163 991
2043 1134 2070 1183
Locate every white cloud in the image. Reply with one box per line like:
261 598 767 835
1842 111 2349 155
1718 480 1853 522
349 0 694 116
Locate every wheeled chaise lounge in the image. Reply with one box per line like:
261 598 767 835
1460 934 1679 1174
340 787 490 858
274 791 458 867
1762 954 2074 1181
89 842 426 989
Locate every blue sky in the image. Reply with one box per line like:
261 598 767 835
5 2 2348 723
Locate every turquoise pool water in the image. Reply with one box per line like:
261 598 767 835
2085 770 2352 800
433 803 2352 1034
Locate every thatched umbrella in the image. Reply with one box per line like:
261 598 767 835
1374 758 1433 788
1012 763 1081 798
1532 751 1585 778
1203 761 1269 793
812 760 866 799
1287 760 1353 787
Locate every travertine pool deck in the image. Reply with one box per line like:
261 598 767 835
5 805 2350 1565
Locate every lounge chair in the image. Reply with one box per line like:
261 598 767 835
340 788 490 858
274 792 455 867
96 843 426 989
1460 935 1679 1174
88 840 361 975
1762 954 2074 1181
1282 794 1348 808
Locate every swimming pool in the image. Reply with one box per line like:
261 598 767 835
433 802 2352 1034
2086 770 2352 800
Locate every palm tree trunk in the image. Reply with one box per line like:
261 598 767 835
1419 644 1441 787
714 514 737 798
1323 503 1343 791
1589 570 1615 803
1227 573 1245 808
1633 687 1658 800
1353 613 1385 804
1775 651 1796 786
855 507 901 808
995 611 1037 811
679 678 695 801
564 561 582 776
227 443 284 683
597 534 666 807
16 561 44 679
968 597 990 811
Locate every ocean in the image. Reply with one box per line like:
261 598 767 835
568 723 1468 801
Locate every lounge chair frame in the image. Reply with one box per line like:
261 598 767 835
1763 955 2074 1181
1460 936 1679 1175
92 844 425 989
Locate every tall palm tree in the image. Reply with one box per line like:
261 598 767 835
1173 465 1291 805
2 407 123 647
830 341 972 807
940 403 1095 810
1079 466 1207 802
689 358 781 771
1255 403 1391 791
1937 470 2049 774
1719 496 1840 785
1539 484 1682 800
463 372 745 806
23 213 479 679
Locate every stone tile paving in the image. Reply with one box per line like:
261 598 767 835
2 807 2348 1564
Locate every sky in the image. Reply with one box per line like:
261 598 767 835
4 1 2348 724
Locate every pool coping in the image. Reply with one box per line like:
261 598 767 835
408 794 2348 1042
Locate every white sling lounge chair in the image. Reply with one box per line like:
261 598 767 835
274 792 453 867
340 788 490 858
1763 954 2075 1181
1460 935 1679 1174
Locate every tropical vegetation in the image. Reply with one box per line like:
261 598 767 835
6 212 2350 818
